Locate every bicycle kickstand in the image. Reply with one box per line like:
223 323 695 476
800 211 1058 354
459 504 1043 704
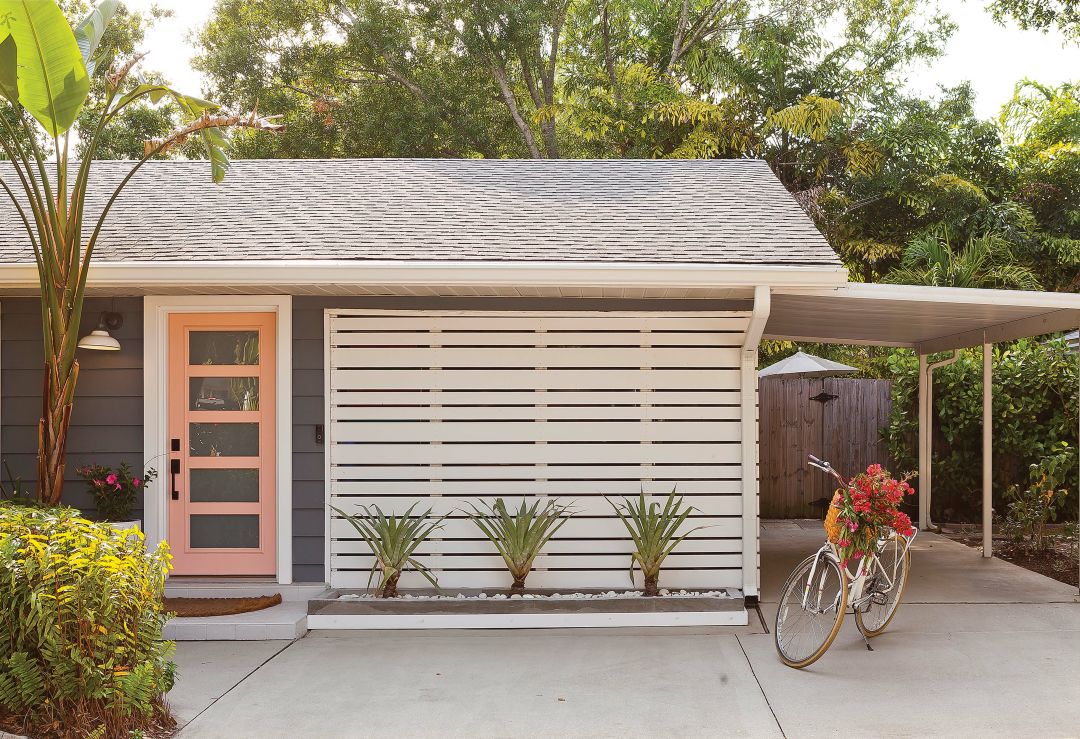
855 620 874 651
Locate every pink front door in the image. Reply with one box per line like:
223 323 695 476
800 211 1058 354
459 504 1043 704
167 313 276 576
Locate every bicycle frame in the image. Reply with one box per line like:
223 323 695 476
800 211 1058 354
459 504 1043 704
802 530 917 611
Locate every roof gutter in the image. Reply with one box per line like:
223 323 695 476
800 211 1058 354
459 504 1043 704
0 260 848 291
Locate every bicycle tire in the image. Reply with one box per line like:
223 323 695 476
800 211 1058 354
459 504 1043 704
774 552 848 669
854 534 910 637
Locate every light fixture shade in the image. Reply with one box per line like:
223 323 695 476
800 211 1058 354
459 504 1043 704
77 329 121 351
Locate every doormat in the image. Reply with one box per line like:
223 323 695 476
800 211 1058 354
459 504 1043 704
165 593 282 617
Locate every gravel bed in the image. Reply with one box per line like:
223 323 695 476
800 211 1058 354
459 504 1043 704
336 589 738 601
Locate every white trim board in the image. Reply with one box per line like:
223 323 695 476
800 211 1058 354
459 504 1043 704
143 295 293 584
307 609 749 630
0 261 848 292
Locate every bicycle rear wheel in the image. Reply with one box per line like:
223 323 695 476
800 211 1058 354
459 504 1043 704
854 534 910 637
774 552 848 669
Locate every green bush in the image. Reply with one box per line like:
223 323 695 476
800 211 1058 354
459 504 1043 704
0 505 175 737
1001 443 1076 552
886 339 1079 521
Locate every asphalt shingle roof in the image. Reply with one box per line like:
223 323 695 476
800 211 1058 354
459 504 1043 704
0 158 841 267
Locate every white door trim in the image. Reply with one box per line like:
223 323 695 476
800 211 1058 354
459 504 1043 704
143 295 293 584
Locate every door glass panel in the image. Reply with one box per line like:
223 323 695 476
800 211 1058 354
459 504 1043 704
190 514 260 548
189 331 259 366
190 468 259 503
190 377 260 411
189 423 259 457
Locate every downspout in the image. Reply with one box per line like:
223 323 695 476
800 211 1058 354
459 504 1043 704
741 285 771 600
920 350 959 531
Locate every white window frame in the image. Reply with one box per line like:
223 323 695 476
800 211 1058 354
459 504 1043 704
143 296 293 584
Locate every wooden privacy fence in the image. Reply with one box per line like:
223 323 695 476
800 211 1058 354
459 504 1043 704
759 377 892 518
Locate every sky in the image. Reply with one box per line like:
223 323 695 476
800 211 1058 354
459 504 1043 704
132 0 1079 121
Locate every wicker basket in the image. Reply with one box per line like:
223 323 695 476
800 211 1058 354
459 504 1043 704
823 489 844 543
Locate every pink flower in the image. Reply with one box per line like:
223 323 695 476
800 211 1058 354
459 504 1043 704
114 483 122 491
846 519 858 532
106 473 118 486
837 539 851 548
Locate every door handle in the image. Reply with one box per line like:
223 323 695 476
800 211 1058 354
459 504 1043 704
170 458 180 501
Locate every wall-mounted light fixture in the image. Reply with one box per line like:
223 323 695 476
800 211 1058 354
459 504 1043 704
77 311 123 351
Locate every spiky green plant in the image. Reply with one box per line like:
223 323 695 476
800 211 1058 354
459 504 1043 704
607 488 702 596
331 503 444 598
464 497 573 594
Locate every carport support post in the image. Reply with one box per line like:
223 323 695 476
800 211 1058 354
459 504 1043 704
982 341 993 558
918 354 929 530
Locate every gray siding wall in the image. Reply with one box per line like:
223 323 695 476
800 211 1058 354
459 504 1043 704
1 297 144 517
2 295 745 584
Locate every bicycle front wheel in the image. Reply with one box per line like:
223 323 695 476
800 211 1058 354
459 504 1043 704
774 552 848 669
854 533 910 637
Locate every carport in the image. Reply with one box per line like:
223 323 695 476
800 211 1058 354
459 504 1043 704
756 281 1080 593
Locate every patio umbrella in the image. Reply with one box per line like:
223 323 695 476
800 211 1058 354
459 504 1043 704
757 350 859 379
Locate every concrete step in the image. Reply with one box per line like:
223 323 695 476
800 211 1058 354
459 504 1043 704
164 601 309 641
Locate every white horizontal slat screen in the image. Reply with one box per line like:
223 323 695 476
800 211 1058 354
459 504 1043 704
327 311 751 591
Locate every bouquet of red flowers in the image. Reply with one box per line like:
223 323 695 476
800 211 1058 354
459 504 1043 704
825 464 915 569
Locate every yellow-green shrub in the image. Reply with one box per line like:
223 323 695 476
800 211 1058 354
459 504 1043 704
0 504 175 736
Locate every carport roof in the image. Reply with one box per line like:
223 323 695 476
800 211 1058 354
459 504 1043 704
765 283 1080 354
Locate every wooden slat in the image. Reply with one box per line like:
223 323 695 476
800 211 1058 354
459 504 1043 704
331 552 739 571
332 404 741 421
329 464 740 481
329 479 740 496
331 368 740 391
327 569 742 590
330 315 751 332
331 420 740 443
330 516 740 542
332 533 744 555
331 389 741 406
330 442 741 465
330 346 740 368
332 330 744 347
330 494 740 518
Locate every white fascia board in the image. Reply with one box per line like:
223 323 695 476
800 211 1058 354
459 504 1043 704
0 260 849 291
778 282 1080 310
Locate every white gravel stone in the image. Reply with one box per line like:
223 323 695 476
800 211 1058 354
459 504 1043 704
331 589 735 602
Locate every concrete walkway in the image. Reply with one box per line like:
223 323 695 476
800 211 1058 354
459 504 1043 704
169 525 1080 738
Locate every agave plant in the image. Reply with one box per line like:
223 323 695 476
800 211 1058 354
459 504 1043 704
331 503 444 598
464 497 573 594
607 488 702 596
0 1 281 504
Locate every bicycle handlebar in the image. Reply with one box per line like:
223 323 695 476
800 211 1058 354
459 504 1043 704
807 454 846 485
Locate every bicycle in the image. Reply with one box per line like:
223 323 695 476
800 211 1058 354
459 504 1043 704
773 454 916 669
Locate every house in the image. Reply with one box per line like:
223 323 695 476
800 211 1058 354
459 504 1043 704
1 158 1077 626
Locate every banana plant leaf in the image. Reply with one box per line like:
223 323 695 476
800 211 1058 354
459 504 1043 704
0 0 90 136
73 0 118 77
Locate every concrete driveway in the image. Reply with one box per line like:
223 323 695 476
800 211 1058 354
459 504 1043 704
170 525 1080 738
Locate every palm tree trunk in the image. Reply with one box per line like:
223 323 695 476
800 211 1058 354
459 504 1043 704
643 574 660 597
37 359 78 506
510 575 527 595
